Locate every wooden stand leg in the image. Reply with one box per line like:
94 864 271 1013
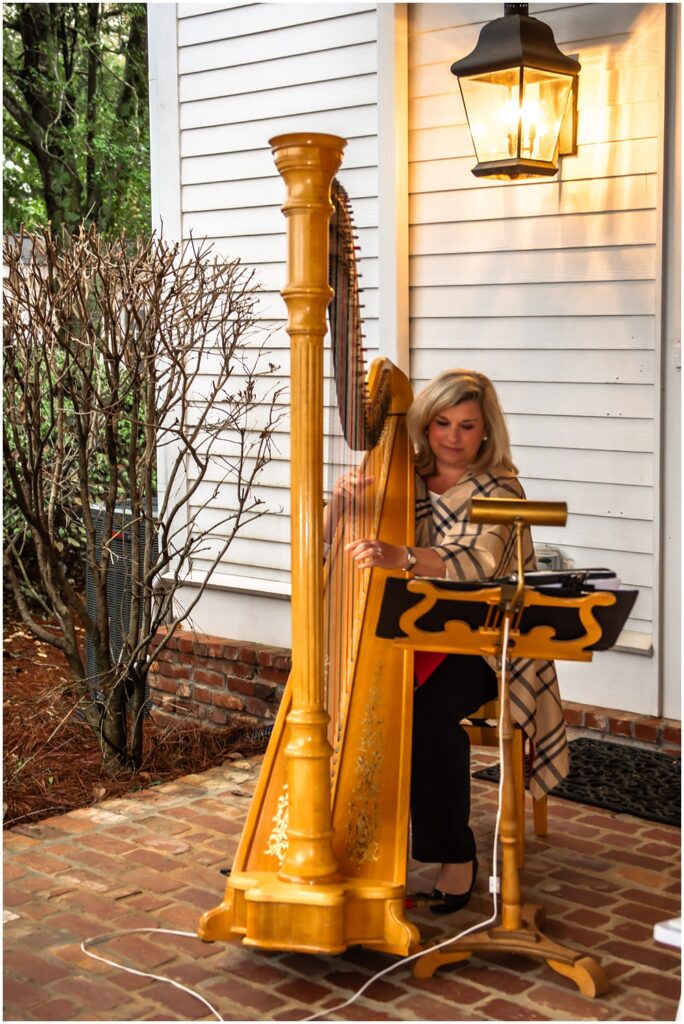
533 794 548 837
412 638 608 998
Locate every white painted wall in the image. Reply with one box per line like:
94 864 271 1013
149 2 383 645
407 2 673 714
148 3 680 717
658 3 681 720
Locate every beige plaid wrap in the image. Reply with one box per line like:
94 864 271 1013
415 469 569 798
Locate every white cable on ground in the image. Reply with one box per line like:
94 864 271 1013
81 927 225 1022
82 619 513 1024
303 615 512 1022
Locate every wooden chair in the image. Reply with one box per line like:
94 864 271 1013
464 699 548 867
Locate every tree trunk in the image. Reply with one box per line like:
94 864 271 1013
99 679 130 773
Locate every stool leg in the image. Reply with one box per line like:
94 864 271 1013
533 795 548 837
525 737 549 838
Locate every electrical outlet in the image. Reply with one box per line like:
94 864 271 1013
534 544 563 571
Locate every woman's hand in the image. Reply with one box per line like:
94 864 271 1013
324 469 375 545
345 539 447 577
331 467 374 504
345 538 408 571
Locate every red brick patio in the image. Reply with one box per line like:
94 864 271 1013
4 748 680 1021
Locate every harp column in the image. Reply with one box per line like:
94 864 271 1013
270 133 345 884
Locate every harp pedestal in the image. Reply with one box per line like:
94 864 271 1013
389 573 612 996
200 873 417 956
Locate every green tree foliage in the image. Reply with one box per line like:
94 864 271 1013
3 2 150 236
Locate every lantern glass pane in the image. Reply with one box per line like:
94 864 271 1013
520 68 572 162
459 68 523 163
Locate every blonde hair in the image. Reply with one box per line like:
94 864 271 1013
406 369 517 476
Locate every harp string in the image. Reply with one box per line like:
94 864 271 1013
324 179 385 758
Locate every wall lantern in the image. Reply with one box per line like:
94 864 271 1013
450 2 580 180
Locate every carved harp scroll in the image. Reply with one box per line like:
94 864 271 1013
198 133 418 957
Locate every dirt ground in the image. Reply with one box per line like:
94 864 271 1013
3 615 263 829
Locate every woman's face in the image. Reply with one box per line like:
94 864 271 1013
427 399 486 474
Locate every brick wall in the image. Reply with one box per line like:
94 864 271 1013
563 701 681 757
148 627 290 729
148 628 681 756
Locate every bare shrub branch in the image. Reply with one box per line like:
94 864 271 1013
3 226 283 771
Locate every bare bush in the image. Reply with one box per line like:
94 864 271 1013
3 226 282 772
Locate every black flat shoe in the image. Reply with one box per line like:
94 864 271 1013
429 858 478 915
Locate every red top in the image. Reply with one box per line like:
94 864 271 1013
414 651 447 687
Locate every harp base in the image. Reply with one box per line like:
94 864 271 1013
198 870 421 956
412 902 608 997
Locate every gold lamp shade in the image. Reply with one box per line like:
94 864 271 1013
451 3 580 180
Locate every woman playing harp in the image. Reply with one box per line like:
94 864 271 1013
346 368 570 914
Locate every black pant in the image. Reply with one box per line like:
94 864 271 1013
410 653 498 864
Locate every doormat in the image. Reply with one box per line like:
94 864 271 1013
473 737 681 827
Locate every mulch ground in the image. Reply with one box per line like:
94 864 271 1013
3 615 266 830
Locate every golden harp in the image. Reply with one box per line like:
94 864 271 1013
198 133 419 955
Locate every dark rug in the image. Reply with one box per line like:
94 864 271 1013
473 737 681 827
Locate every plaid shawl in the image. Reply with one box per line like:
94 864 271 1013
415 469 569 798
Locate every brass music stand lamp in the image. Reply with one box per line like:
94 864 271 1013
394 498 610 996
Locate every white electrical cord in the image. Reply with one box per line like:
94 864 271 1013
82 619 513 1024
81 928 225 1021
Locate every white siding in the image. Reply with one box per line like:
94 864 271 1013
149 3 679 716
172 2 381 621
408 3 666 711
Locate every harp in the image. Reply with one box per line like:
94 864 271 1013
198 133 419 955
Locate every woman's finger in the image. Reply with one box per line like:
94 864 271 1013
345 539 387 569
335 472 375 498
346 540 372 559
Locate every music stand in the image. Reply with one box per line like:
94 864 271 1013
378 498 636 997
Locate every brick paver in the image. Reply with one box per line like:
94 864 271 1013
4 751 681 1021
